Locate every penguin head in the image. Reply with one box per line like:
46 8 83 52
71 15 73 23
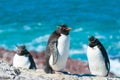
56 24 71 35
16 45 28 55
88 36 99 47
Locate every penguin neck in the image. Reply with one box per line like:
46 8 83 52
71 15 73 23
15 54 27 58
16 53 29 57
60 34 68 36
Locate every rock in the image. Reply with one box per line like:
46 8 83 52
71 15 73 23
0 60 119 80
0 48 117 77
0 60 20 79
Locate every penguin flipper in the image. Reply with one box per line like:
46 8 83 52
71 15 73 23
98 42 110 75
49 39 59 65
29 54 37 69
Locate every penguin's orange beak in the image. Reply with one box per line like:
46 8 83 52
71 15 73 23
66 27 72 31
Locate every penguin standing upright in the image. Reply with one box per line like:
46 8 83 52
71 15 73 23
87 36 110 76
13 45 36 69
45 24 71 73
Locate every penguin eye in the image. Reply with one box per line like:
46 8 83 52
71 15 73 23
62 27 66 30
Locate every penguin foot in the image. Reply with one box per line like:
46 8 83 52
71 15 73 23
44 67 55 74
55 71 70 75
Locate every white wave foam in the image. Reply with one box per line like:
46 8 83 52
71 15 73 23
94 32 106 39
33 34 50 43
70 49 85 54
36 45 45 51
109 35 113 39
23 25 31 30
70 43 87 55
13 43 45 52
113 41 120 49
28 45 45 52
0 30 4 33
109 35 120 40
37 22 42 26
73 27 83 32
24 34 50 51
110 59 120 76
0 44 8 49
95 35 106 39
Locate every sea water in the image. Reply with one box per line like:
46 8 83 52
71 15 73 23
0 0 120 76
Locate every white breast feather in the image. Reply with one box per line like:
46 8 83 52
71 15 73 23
87 46 109 76
49 34 70 71
13 54 30 69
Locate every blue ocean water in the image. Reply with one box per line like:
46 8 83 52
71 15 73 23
0 0 120 75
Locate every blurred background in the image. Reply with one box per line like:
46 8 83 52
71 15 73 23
0 0 120 76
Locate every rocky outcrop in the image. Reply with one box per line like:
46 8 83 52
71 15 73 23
0 60 20 79
0 48 117 78
0 60 119 80
0 48 89 74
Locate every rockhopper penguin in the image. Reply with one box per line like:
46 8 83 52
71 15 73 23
87 36 110 76
45 24 71 73
13 45 37 69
